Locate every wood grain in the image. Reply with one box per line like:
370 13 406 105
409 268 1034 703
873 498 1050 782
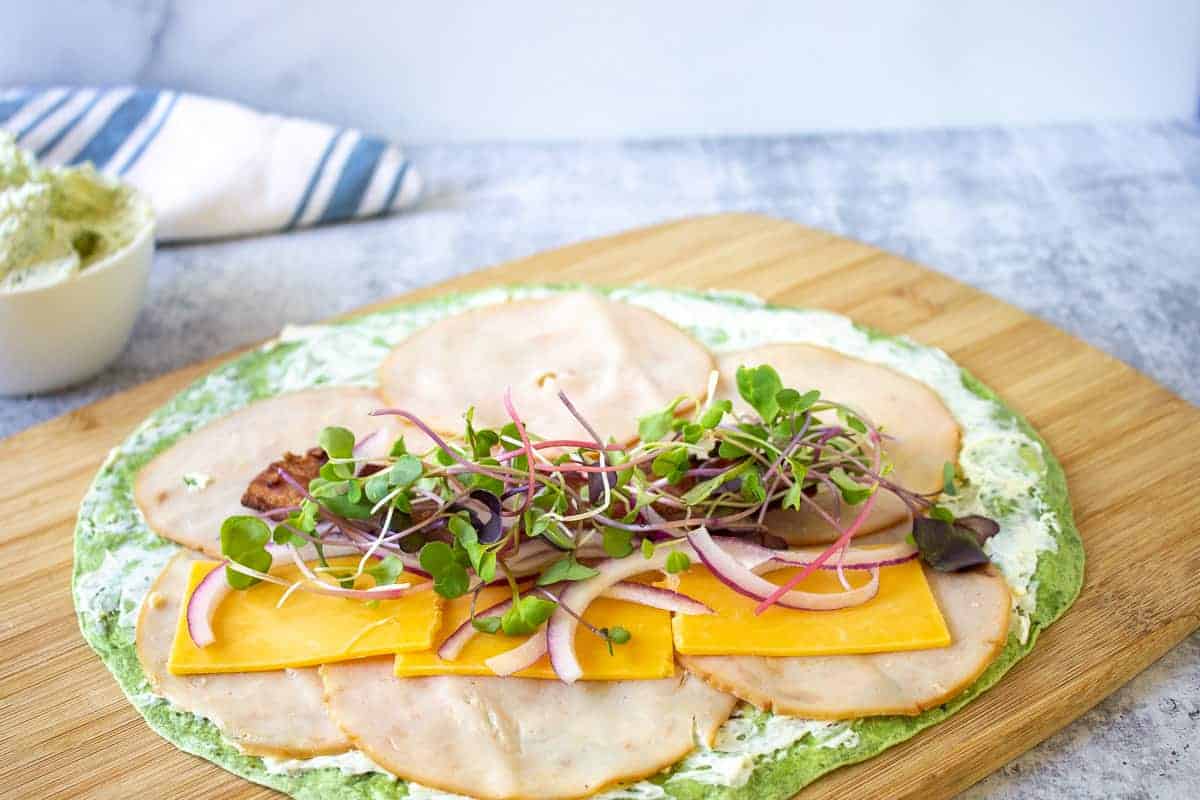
2 213 1198 800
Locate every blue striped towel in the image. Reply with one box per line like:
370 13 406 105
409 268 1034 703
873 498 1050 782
0 87 421 241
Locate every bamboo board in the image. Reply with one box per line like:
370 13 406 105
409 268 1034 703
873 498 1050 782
2 213 1198 800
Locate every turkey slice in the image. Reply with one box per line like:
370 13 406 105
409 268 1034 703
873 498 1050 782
378 292 715 444
134 387 419 557
135 552 350 757
678 566 1009 719
716 344 960 545
320 659 738 799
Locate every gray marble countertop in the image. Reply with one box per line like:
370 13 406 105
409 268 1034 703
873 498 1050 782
3 122 1197 797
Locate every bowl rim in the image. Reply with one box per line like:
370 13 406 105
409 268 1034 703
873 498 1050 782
0 197 156 299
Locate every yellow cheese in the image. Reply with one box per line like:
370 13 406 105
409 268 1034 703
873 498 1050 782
168 558 442 675
668 560 951 656
394 585 675 680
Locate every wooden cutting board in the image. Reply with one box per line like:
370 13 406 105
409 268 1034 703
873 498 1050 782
2 213 1198 800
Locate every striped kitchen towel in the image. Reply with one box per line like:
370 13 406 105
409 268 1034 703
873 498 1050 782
0 87 421 241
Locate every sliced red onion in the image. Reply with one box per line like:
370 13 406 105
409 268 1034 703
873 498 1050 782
708 535 918 572
688 527 880 612
603 581 712 615
768 540 918 570
708 536 778 571
185 561 234 648
484 629 548 676
547 542 690 683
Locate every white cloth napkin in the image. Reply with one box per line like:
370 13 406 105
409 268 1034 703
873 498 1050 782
1 87 421 241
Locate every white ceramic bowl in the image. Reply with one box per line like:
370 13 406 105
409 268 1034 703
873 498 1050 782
0 218 155 395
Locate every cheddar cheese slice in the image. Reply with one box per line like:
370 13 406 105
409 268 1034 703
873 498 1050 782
169 559 442 675
394 585 675 680
668 559 951 657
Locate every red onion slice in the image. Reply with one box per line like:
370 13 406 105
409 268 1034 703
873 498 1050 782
756 475 882 613
768 540 918 570
547 542 689 683
185 561 234 648
707 536 778 571
603 581 712 615
708 535 918 572
687 527 880 612
484 629 548 676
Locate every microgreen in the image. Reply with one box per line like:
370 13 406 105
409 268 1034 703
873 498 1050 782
602 624 632 655
637 396 685 443
781 481 806 511
319 426 356 460
829 467 873 505
501 596 558 636
537 557 600 586
740 469 767 503
699 399 732 429
838 408 868 434
783 388 820 414
365 555 405 586
736 364 784 422
602 527 634 558
273 499 318 545
218 364 997 630
419 541 470 598
665 550 692 574
929 504 956 523
651 446 691 483
607 625 631 644
942 461 958 496
682 462 748 506
912 516 995 572
524 508 575 550
472 615 503 634
220 516 272 589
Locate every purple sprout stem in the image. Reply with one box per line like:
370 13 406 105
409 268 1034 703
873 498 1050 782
556 389 606 447
756 416 814 524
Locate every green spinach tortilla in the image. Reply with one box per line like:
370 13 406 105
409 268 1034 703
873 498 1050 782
73 286 1084 800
